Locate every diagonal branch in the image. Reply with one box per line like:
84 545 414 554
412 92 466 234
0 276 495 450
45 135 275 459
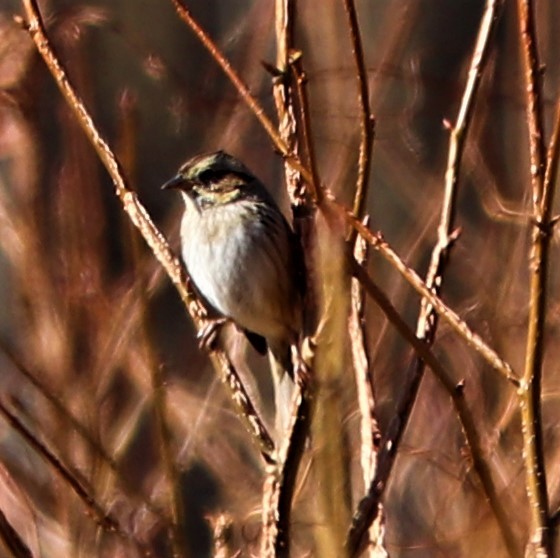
19 0 274 462
418 0 503 344
345 214 518 385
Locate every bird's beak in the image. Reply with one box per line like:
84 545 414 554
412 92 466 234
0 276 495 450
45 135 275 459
161 175 185 191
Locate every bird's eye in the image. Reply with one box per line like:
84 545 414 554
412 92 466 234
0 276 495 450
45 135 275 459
199 169 232 184
198 170 213 182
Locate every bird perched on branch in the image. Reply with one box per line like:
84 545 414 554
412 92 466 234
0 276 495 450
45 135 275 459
162 150 303 436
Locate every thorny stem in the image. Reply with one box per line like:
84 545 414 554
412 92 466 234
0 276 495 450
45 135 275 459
20 0 275 462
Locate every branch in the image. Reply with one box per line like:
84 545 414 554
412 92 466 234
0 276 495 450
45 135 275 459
417 0 503 343
19 0 274 462
517 1 555 555
342 0 375 224
0 508 34 558
261 376 310 557
349 221 386 555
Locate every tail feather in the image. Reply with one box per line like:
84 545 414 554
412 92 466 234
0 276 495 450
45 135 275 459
268 342 295 441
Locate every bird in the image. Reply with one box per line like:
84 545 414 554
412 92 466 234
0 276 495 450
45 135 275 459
162 150 303 437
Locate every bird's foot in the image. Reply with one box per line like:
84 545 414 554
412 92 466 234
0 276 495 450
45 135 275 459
197 318 229 351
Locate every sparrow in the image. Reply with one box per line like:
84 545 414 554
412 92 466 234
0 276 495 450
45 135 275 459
162 150 303 436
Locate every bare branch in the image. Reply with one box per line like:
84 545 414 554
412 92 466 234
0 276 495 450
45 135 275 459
261 377 310 557
517 1 555 555
350 220 386 556
342 0 375 223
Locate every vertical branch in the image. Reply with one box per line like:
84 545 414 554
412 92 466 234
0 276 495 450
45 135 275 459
341 0 375 223
517 0 546 209
19 0 275 463
349 220 386 557
417 0 503 343
350 220 378 490
517 1 554 556
261 378 311 557
272 0 303 202
290 53 321 201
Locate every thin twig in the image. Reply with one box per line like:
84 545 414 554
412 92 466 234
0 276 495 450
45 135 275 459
341 0 375 225
270 0 304 204
346 260 519 557
517 0 546 210
517 1 554 555
290 52 321 199
19 0 274 462
417 0 503 343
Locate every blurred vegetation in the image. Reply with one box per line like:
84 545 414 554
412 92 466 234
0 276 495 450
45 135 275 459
0 0 559 557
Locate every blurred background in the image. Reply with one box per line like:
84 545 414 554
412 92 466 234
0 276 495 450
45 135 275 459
0 0 560 556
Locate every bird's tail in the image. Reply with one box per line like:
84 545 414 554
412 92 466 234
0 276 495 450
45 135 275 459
268 342 295 442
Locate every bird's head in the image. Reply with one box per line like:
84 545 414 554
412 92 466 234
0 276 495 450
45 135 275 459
162 150 256 207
